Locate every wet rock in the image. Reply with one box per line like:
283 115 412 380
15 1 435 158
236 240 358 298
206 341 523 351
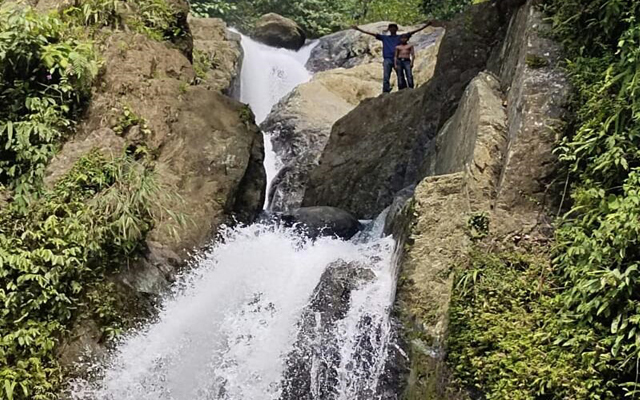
280 260 375 400
281 206 362 240
252 13 306 50
263 65 381 212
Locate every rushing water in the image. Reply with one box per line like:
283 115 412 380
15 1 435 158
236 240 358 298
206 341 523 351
69 34 400 400
238 35 317 206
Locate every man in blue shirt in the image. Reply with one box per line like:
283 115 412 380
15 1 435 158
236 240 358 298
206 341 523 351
352 23 431 93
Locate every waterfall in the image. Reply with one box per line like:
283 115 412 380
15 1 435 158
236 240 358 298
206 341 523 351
237 35 317 207
68 35 400 400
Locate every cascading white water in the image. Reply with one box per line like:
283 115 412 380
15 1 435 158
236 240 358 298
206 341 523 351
69 223 398 400
237 35 317 206
69 34 400 400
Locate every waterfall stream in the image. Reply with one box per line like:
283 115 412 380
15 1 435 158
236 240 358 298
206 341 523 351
69 34 400 400
237 35 317 206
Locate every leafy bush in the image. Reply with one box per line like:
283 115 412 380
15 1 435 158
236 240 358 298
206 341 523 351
546 0 640 396
448 246 608 399
0 6 100 208
421 0 473 20
61 0 186 43
0 150 170 400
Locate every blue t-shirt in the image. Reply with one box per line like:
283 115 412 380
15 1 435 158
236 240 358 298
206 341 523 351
376 34 409 59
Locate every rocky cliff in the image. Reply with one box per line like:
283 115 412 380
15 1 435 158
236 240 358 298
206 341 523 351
301 3 504 218
389 2 569 397
258 0 569 397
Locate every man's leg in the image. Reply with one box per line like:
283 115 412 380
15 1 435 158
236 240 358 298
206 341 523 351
405 61 415 89
397 60 407 90
383 58 393 93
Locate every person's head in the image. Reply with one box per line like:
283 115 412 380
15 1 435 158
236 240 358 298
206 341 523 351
400 34 410 44
388 23 398 35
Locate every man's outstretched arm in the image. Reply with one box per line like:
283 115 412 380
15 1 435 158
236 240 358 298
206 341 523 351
351 25 378 37
407 21 432 35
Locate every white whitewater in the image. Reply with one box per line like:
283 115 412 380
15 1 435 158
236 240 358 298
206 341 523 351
237 35 317 206
69 35 399 400
69 223 398 400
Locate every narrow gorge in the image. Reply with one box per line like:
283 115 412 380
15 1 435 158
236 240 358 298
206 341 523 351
2 0 633 399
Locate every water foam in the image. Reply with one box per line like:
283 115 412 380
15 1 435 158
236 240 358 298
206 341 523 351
69 224 396 400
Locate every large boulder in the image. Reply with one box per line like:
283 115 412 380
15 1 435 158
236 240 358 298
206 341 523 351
46 32 266 366
263 65 381 212
280 206 362 240
264 27 443 212
189 16 243 97
252 13 306 50
302 3 503 218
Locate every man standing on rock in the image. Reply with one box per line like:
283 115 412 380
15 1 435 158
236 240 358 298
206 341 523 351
394 34 415 90
351 22 431 93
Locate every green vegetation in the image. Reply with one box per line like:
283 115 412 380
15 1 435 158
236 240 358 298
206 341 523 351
449 245 606 399
448 0 640 398
62 0 187 42
0 150 170 400
0 2 185 399
549 0 640 396
0 6 100 209
190 0 478 37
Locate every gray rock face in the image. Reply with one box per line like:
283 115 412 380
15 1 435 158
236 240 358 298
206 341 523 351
488 1 570 232
252 13 306 50
306 22 442 73
280 206 362 240
302 3 504 218
280 260 375 400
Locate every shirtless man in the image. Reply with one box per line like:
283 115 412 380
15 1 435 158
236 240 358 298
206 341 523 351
394 34 415 90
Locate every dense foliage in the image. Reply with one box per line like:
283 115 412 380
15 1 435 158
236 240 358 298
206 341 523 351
0 151 167 400
549 0 640 396
189 0 477 37
0 7 100 208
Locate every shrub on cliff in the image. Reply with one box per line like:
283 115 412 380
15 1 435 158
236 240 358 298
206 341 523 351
0 6 100 208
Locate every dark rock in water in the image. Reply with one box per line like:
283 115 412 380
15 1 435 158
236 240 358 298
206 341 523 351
281 206 362 240
280 260 375 400
252 13 306 50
